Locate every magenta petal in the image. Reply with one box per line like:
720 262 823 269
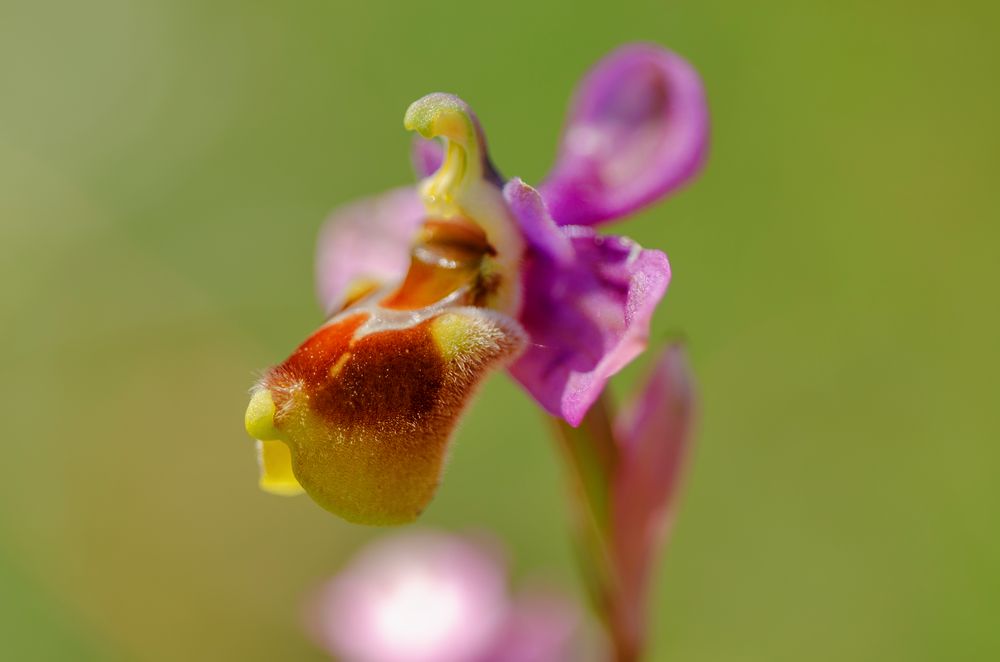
539 43 709 226
502 177 574 263
411 135 444 178
504 179 670 426
314 186 425 314
611 345 695 646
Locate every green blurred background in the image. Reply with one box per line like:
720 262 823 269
2 0 997 659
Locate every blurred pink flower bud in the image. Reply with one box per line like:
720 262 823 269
611 344 696 651
308 531 582 662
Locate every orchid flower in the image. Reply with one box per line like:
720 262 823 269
307 530 582 662
244 44 708 525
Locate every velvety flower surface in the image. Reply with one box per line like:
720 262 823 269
245 44 708 524
308 531 580 662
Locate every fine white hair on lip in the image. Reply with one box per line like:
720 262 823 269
321 285 472 341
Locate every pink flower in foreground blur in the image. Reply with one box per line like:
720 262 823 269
244 44 709 524
308 531 581 662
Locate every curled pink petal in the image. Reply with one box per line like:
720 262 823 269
540 44 709 226
315 186 425 314
504 179 670 426
309 531 509 662
611 345 696 648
